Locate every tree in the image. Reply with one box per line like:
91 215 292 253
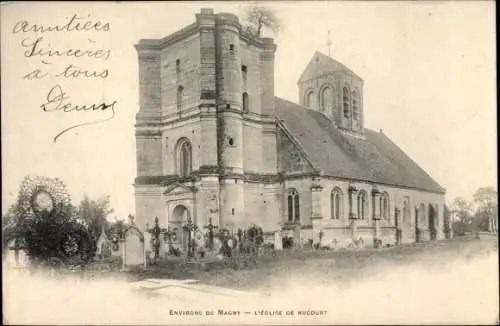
108 218 127 239
2 203 18 229
242 5 282 38
75 195 114 242
451 197 473 223
473 187 498 233
443 204 452 238
23 207 95 267
3 176 95 267
451 197 474 235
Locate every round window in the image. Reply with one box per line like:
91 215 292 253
228 138 234 146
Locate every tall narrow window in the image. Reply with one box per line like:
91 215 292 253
403 198 410 223
176 138 192 177
294 194 300 221
229 44 235 54
420 203 426 225
176 59 180 73
352 89 360 120
320 86 334 113
177 86 184 111
287 189 300 222
335 193 340 219
287 195 293 221
305 90 314 108
380 192 390 219
242 92 249 113
331 187 343 220
357 191 366 219
343 87 350 118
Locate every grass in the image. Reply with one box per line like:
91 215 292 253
120 235 497 292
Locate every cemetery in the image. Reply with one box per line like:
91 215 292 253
2 175 497 292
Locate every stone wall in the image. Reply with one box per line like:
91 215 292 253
134 186 162 231
160 120 201 175
240 42 263 115
284 175 446 248
160 33 201 117
136 134 162 176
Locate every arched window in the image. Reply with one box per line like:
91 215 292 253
287 189 300 222
357 190 367 219
305 90 314 108
177 86 184 111
352 89 360 121
331 187 343 220
287 195 293 222
320 86 334 113
420 203 426 225
403 198 410 223
343 87 350 118
294 194 300 221
380 192 390 219
176 138 192 177
242 92 249 113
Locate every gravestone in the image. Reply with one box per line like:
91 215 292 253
5 239 29 268
124 227 145 267
274 231 283 251
213 237 223 260
95 228 112 259
143 231 154 260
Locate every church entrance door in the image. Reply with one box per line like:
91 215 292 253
171 205 191 253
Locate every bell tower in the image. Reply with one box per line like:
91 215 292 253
215 13 245 229
135 8 278 232
298 51 364 134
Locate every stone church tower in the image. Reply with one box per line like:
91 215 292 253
134 9 280 234
298 51 364 133
134 8 449 250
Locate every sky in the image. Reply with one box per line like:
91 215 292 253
1 1 496 220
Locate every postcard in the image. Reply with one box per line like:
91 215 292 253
1 1 498 325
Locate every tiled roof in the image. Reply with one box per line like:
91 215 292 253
275 97 445 194
298 51 360 83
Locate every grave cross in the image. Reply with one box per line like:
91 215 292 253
184 216 198 258
206 217 218 250
151 216 161 258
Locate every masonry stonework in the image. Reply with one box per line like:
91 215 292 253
134 8 449 251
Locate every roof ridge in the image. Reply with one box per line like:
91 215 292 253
298 51 360 83
274 96 444 193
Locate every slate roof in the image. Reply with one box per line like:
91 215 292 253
275 97 445 194
298 51 361 83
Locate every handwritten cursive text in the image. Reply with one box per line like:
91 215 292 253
40 84 117 142
21 36 111 63
13 14 110 34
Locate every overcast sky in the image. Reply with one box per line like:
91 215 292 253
1 1 496 220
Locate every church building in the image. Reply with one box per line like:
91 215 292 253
134 8 450 248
